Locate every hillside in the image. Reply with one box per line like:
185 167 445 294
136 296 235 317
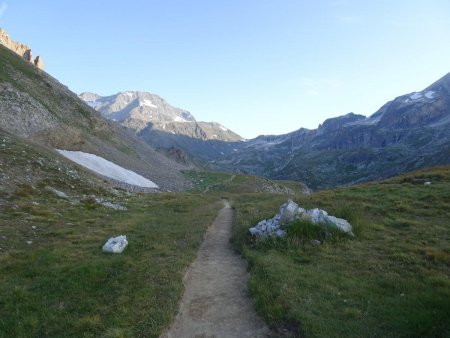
79 91 243 164
0 45 188 191
232 165 450 337
212 73 450 189
81 74 450 190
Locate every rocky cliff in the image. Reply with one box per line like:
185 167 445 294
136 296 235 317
0 28 44 70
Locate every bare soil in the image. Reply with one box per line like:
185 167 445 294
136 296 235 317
161 200 270 338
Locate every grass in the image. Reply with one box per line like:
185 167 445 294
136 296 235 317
183 170 307 194
232 166 450 337
0 192 220 338
0 132 222 338
2 128 450 337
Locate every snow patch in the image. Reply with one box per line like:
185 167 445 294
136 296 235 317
410 92 423 100
174 116 188 123
140 99 157 108
365 115 382 125
87 100 101 109
220 125 228 131
56 150 158 188
348 114 381 126
425 90 435 99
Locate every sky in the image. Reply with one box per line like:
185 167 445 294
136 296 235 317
1 0 449 139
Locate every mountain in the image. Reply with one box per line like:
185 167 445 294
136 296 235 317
79 74 450 189
0 44 189 191
211 73 450 189
79 91 243 165
79 91 242 141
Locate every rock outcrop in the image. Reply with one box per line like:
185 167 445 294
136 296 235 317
0 28 44 70
249 199 354 237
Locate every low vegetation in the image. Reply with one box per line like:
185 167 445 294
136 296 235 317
232 166 450 337
183 170 307 194
0 132 221 338
2 129 449 337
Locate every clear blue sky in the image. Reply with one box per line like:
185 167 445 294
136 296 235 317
1 0 449 138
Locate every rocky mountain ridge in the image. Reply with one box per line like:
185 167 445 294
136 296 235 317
79 91 242 142
0 28 44 70
209 73 450 189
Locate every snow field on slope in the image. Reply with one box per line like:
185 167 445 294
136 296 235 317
56 150 159 188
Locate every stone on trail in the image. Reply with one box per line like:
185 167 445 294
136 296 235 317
102 235 128 253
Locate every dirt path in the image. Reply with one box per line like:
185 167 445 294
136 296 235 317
161 200 270 338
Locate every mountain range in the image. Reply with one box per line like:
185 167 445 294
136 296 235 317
80 74 450 189
1 26 449 192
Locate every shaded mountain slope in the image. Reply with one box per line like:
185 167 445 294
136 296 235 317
213 73 450 189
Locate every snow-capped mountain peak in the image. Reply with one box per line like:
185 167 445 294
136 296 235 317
79 91 242 142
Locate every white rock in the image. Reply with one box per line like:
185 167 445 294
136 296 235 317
249 200 355 238
275 229 287 237
95 198 127 210
102 235 128 253
424 181 431 186
306 208 328 223
279 199 299 225
326 216 354 235
46 186 68 199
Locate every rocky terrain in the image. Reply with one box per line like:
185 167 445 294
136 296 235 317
79 91 242 164
0 28 44 69
82 74 450 189
210 73 450 189
0 44 188 191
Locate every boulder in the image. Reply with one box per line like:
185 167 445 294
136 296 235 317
249 200 354 238
279 199 301 225
326 216 354 235
102 235 128 253
305 208 328 223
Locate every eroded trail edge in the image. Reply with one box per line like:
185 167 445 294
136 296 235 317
162 200 270 338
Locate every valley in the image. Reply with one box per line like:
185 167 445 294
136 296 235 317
1 26 449 338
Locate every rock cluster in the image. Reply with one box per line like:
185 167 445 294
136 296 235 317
0 28 44 70
249 199 354 237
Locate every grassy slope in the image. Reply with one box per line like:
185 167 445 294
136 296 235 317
232 166 450 337
2 127 449 337
0 131 221 338
183 170 308 194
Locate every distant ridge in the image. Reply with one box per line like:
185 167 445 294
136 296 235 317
79 91 243 142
